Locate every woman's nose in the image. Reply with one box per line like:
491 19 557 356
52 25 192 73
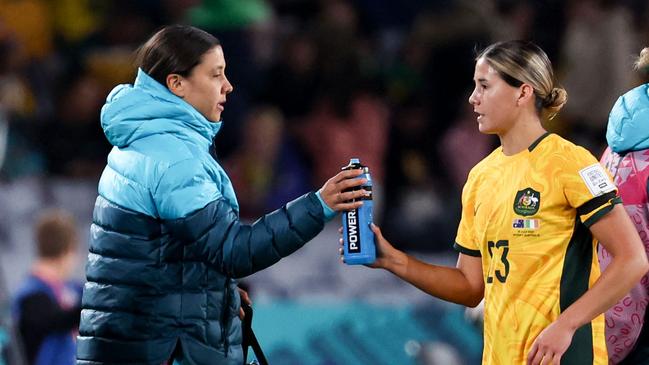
224 77 234 94
468 90 478 105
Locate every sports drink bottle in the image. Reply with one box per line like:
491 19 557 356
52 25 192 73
342 158 375 265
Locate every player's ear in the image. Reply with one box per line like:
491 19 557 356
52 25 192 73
516 84 534 106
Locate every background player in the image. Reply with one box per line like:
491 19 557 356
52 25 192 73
599 46 649 365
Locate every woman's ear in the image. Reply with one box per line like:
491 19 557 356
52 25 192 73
166 74 184 97
517 84 535 106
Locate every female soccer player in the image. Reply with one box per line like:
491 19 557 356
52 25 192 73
353 40 649 365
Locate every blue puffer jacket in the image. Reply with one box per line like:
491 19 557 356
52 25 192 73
607 83 649 153
76 69 326 365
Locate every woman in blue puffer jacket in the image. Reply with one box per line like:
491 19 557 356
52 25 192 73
76 25 368 365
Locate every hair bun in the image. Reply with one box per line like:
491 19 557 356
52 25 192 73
542 87 567 117
635 47 649 71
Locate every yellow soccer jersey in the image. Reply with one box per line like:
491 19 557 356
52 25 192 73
454 133 619 365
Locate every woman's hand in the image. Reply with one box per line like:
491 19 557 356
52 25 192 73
339 223 405 272
318 169 369 212
367 223 403 270
527 318 576 365
238 287 252 319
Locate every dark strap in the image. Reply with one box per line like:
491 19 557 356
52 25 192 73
241 304 269 365
209 138 219 162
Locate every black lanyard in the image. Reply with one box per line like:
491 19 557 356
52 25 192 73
241 304 269 365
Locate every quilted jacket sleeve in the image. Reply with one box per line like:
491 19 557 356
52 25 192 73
153 159 325 278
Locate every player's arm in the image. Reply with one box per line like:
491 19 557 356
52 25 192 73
557 204 648 330
528 204 649 364
364 224 485 307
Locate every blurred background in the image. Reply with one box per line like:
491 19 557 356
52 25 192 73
0 0 648 364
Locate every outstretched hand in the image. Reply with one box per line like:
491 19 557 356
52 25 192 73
318 169 369 212
338 223 403 271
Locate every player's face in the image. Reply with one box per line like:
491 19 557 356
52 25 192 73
468 58 519 135
182 46 233 122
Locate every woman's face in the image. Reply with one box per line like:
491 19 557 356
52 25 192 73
468 57 520 135
182 45 233 122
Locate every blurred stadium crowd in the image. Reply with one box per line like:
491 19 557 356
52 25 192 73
1 0 649 364
0 0 647 252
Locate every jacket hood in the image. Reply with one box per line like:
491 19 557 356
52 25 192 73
607 83 649 154
100 68 222 148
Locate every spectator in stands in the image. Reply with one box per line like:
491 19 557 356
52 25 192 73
41 70 110 179
224 106 311 220
559 0 635 153
12 209 82 365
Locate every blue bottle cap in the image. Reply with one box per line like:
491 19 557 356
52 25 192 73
350 158 360 164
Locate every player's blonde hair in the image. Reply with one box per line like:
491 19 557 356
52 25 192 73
478 41 567 119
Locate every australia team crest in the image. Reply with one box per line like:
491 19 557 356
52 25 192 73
513 188 540 216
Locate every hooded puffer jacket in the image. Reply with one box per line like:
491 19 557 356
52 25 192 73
76 69 325 365
600 83 649 364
